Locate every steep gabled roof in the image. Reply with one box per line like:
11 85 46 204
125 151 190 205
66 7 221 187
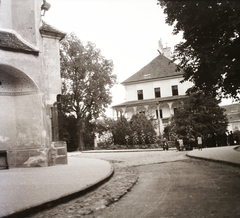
122 54 184 85
221 103 240 114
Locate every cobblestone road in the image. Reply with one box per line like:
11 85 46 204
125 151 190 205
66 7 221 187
27 150 190 217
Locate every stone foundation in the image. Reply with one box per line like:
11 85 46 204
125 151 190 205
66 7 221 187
49 141 68 166
6 141 67 168
7 148 49 168
0 150 8 169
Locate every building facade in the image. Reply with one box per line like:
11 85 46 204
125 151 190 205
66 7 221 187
221 103 240 132
112 46 193 136
0 0 67 168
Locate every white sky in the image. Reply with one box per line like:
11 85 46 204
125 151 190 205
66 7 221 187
44 0 234 113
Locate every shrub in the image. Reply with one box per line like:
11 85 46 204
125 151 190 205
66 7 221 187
130 113 156 145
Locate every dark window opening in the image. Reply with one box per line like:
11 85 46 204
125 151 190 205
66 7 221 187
156 109 163 119
137 90 143 100
154 87 161 98
172 85 178 96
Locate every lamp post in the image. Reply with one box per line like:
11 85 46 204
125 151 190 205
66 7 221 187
41 0 51 16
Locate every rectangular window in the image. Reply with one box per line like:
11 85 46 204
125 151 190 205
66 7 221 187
173 108 178 115
172 85 178 96
156 109 163 118
137 90 143 100
154 87 161 98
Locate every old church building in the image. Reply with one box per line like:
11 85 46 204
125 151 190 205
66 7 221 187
0 0 67 168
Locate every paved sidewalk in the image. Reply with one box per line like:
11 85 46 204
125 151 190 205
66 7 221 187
187 145 240 166
0 156 113 218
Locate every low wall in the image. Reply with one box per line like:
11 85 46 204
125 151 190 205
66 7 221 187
5 141 68 168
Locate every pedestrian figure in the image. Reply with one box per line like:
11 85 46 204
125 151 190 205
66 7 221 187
178 138 184 151
175 138 180 151
228 131 234 145
163 137 168 151
197 135 203 150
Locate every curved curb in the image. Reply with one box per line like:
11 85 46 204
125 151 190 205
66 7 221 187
3 162 114 218
234 145 240 151
82 148 177 153
186 151 240 168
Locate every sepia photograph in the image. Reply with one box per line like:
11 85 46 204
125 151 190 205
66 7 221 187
0 0 240 217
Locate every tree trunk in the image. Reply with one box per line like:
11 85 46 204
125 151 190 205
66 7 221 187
77 118 85 151
78 130 85 151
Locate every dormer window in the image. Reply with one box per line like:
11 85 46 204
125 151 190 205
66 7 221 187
137 90 143 100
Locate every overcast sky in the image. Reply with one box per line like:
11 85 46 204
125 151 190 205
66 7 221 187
44 0 183 106
44 0 233 111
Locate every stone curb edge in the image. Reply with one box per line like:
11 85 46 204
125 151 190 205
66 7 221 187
186 152 240 168
3 163 115 218
234 145 240 151
82 148 176 153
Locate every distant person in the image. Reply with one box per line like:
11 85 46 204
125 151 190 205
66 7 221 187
228 131 234 145
226 131 230 146
197 135 203 150
175 138 180 151
213 133 218 146
178 138 184 151
163 137 168 151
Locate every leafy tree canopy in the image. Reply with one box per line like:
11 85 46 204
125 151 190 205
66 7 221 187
111 116 132 146
168 92 228 139
60 33 116 150
130 113 156 138
158 1 240 100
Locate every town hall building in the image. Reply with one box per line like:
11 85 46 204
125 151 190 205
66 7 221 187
112 41 193 136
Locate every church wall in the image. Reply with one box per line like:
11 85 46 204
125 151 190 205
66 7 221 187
11 0 42 46
0 0 12 28
0 50 51 167
14 94 45 149
0 51 42 91
0 96 16 150
0 0 67 168
41 37 62 104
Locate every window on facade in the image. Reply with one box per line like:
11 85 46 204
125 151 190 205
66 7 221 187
172 85 179 96
137 90 143 100
154 87 161 98
156 109 163 119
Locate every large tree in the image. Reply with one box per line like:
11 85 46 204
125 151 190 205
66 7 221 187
158 1 240 100
167 92 228 140
60 33 116 150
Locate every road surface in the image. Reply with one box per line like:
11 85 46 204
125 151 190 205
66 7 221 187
29 150 240 218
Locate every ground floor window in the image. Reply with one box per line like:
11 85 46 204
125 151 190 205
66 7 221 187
156 109 163 118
